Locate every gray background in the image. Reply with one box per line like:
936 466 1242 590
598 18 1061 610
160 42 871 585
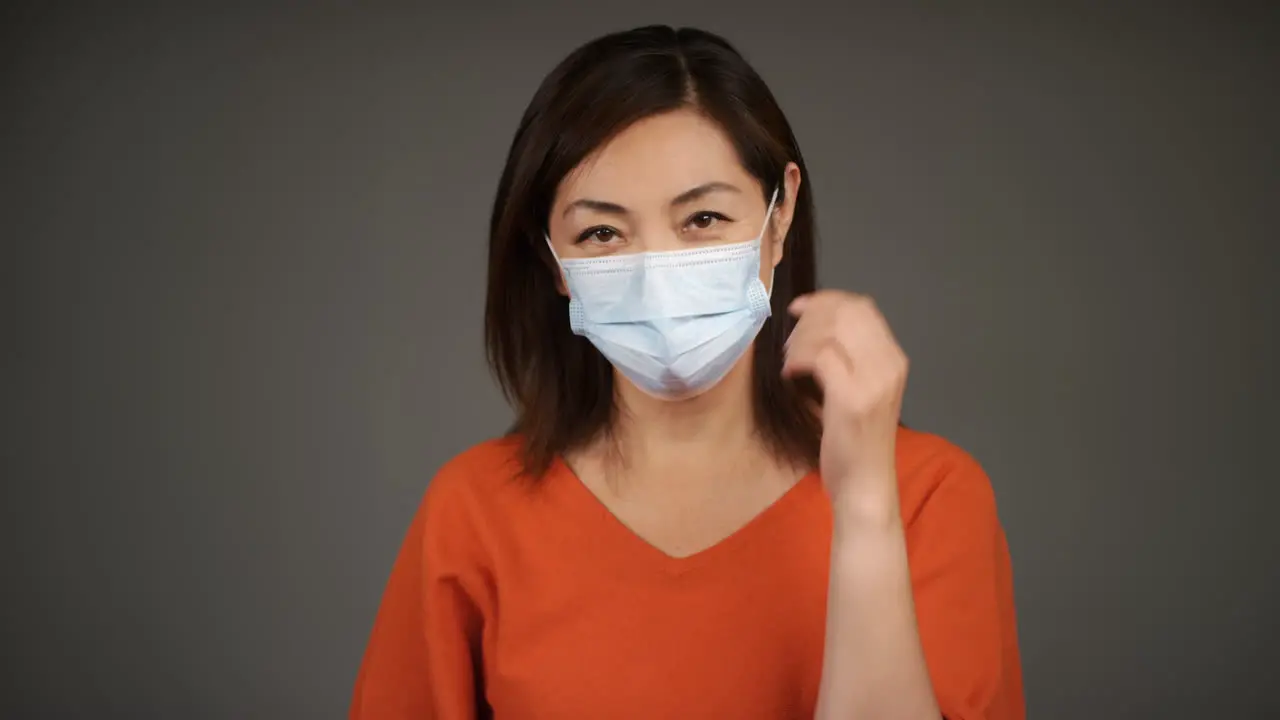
4 2 1277 718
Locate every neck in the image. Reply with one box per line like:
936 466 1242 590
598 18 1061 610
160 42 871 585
608 357 759 472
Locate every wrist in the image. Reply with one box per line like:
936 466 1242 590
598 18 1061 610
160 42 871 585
830 482 902 536
829 498 909 576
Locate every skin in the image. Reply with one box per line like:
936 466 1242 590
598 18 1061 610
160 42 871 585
547 108 940 719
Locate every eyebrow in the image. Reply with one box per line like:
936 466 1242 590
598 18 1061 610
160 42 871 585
671 181 742 206
561 181 743 218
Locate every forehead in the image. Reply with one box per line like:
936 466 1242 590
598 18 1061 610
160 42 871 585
555 108 759 205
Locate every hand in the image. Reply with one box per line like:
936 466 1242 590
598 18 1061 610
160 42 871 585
782 290 908 519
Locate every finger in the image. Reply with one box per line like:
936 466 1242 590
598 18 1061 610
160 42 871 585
783 298 845 377
788 289 845 317
787 293 812 317
784 294 890 380
828 300 908 408
804 342 851 395
784 327 855 381
794 301 882 395
782 314 821 377
828 301 873 370
781 303 814 358
784 293 838 353
831 296 902 363
848 301 906 375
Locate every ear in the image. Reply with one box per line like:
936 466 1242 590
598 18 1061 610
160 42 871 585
769 162 803 269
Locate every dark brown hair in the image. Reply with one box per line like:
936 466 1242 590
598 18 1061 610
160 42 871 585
484 25 822 479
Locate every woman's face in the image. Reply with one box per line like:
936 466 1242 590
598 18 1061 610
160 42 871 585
547 108 800 292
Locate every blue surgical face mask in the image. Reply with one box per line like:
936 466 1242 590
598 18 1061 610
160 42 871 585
547 188 779 400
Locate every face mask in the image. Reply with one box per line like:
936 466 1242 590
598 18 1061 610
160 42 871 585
547 188 779 400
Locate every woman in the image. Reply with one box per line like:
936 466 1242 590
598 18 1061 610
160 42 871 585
351 25 1023 720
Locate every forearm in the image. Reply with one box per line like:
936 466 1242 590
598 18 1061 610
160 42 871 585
815 495 939 720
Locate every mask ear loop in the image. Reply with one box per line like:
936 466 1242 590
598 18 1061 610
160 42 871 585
762 186 780 298
544 233 571 291
544 234 565 269
545 234 587 334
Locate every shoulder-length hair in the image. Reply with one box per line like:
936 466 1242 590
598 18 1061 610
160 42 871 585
484 25 823 479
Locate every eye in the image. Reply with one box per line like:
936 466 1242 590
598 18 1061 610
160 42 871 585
575 226 620 245
685 211 730 231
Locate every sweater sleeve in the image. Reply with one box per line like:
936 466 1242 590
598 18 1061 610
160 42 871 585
905 450 1024 720
350 470 487 720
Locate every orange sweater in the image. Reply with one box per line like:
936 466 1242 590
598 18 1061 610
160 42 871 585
351 427 1023 719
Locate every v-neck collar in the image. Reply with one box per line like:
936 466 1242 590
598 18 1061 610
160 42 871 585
550 456 822 577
